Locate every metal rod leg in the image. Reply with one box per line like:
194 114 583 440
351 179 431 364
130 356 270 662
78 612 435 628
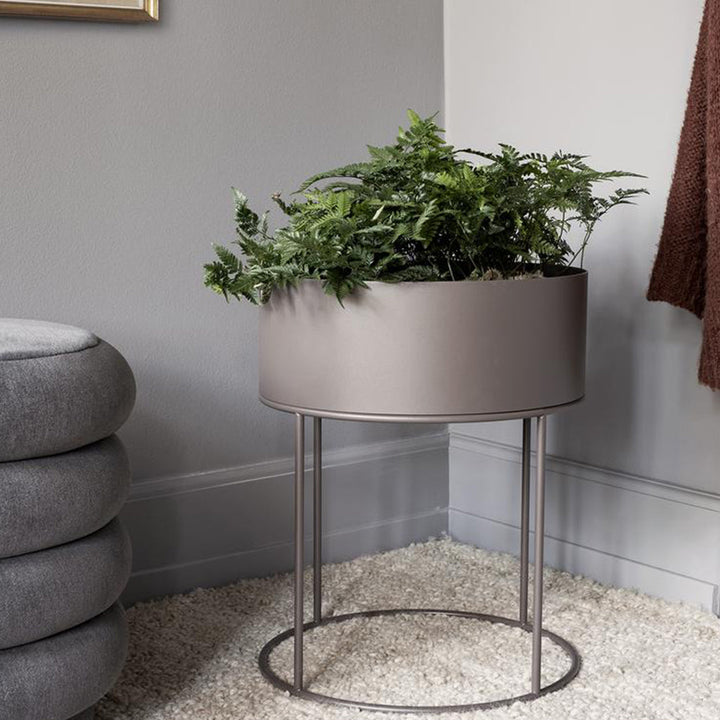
519 418 531 627
313 417 322 624
531 414 547 695
293 413 305 691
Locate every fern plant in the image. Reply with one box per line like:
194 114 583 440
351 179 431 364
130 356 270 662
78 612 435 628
204 110 646 304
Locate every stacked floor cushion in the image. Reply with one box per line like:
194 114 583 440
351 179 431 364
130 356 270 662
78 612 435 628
0 319 136 720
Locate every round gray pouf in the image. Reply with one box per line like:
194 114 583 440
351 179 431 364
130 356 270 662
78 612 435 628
0 436 131 558
0 519 131 649
0 319 136 462
0 319 136 720
0 603 127 720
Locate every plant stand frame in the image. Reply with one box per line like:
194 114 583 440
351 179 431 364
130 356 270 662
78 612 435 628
258 406 581 714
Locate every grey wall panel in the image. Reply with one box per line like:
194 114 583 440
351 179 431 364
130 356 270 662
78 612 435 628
0 0 444 593
444 0 720 494
444 0 720 611
0 0 444 481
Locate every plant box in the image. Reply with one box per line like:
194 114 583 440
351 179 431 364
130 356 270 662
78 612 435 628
259 269 587 420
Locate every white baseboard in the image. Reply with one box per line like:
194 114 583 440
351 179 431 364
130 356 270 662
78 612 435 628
449 431 720 613
122 431 448 605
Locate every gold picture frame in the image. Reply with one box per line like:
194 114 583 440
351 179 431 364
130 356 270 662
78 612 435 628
0 0 158 22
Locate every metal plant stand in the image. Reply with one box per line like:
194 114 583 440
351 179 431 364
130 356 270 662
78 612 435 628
258 407 581 713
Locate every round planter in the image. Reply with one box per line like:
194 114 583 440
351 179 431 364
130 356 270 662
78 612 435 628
259 269 587 420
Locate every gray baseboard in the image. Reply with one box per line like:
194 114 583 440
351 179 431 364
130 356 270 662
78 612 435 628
449 430 720 613
121 431 448 605
121 426 720 612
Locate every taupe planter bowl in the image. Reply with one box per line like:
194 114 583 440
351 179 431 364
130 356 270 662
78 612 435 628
259 268 587 421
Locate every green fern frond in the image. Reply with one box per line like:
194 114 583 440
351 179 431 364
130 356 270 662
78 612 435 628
204 110 647 303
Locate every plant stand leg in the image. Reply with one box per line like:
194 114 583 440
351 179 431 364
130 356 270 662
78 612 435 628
519 417 531 627
313 417 323 623
294 413 305 691
259 410 581 712
531 414 547 695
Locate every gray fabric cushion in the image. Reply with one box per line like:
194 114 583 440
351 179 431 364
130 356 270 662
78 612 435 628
0 436 130 558
0 334 136 462
0 603 127 720
0 319 98 361
0 519 131 650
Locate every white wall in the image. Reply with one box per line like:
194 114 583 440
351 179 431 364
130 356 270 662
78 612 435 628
0 0 446 600
445 0 720 610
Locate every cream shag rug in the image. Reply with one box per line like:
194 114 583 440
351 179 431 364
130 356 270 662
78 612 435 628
98 538 720 720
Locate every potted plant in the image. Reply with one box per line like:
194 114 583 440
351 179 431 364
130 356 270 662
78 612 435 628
205 111 645 418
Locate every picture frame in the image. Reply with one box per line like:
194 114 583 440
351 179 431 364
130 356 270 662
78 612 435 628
0 0 158 22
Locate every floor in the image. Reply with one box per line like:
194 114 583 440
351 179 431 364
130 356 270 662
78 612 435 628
98 538 720 719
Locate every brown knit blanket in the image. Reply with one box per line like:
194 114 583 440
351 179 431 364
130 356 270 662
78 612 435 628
647 0 720 389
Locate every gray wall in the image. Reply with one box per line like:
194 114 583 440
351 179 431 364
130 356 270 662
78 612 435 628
0 0 446 600
8 0 708 611
445 0 720 611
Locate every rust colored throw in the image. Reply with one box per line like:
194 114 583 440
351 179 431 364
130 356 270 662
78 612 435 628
647 0 720 389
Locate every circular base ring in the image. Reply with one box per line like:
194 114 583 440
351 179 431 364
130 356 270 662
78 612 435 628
258 608 581 714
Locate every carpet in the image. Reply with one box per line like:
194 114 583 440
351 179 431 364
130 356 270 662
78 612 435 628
98 538 720 719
